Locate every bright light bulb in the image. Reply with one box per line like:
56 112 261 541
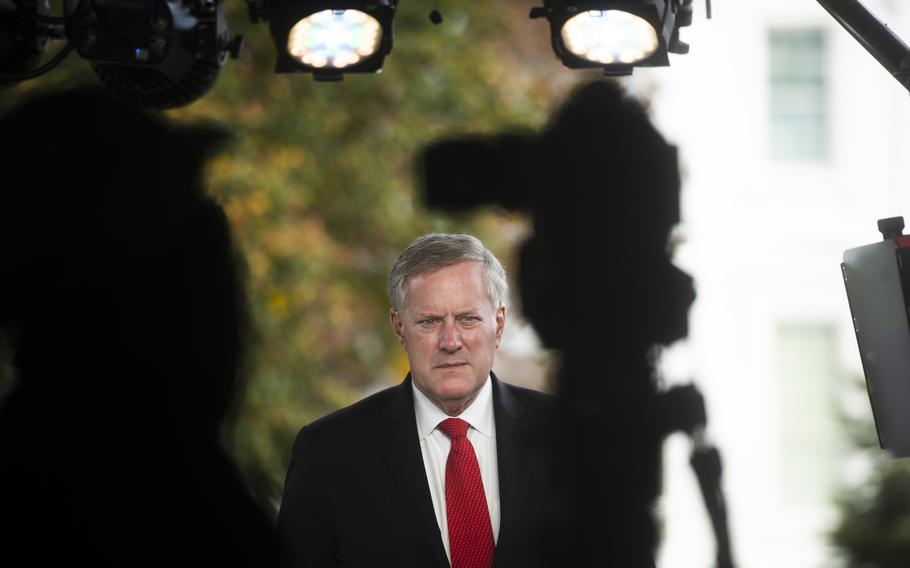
287 9 382 69
561 10 659 65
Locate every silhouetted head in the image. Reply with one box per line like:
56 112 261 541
0 87 246 434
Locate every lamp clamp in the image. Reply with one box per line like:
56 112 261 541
245 0 268 23
222 34 244 59
603 65 632 76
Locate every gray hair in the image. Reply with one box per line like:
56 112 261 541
388 233 508 313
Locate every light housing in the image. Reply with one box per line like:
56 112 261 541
65 0 241 108
530 0 693 75
265 0 396 80
0 0 51 87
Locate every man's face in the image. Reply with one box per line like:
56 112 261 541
391 261 505 416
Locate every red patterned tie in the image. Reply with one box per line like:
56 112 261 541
437 418 495 568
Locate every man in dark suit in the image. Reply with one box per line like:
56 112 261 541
277 233 551 568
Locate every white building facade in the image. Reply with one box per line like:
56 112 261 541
624 1 910 566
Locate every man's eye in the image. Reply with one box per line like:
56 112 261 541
418 318 438 325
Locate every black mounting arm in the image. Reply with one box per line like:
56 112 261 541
817 0 910 94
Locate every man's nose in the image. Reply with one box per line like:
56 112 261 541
438 320 462 352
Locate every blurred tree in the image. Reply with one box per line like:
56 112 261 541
832 462 910 567
1 0 592 508
831 379 910 567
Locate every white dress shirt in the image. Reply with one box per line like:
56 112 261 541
413 375 500 563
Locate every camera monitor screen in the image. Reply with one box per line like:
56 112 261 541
842 219 910 458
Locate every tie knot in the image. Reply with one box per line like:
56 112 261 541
437 417 470 440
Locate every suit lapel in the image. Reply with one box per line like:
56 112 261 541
491 372 531 568
379 375 450 568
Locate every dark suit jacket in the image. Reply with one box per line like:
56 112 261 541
277 372 552 568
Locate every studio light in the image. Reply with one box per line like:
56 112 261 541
255 0 397 80
530 0 695 75
66 0 243 108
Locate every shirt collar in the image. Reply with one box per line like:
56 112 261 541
413 374 495 440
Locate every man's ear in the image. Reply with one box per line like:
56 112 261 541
495 305 506 348
390 309 406 346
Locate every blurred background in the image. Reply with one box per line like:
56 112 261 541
3 0 910 566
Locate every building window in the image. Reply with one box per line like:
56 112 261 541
777 323 844 507
768 29 828 162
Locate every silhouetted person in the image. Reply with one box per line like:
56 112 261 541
0 88 280 566
417 80 736 567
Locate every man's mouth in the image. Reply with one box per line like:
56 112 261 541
436 362 467 369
